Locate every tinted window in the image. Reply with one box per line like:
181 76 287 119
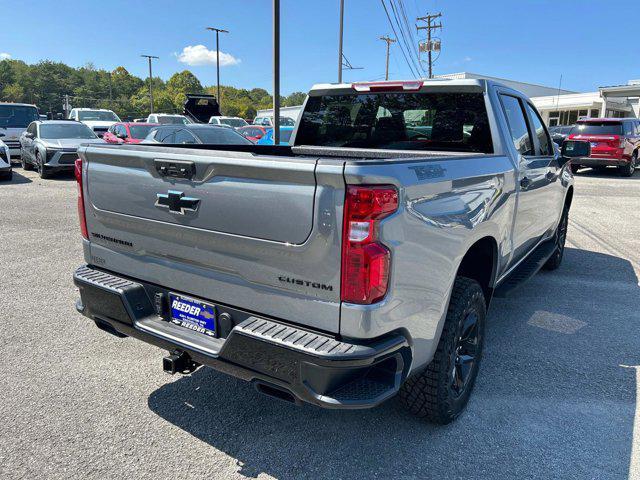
623 122 634 136
157 116 189 125
155 128 176 143
78 110 120 122
129 125 155 139
573 122 623 135
499 95 533 156
296 91 493 152
280 129 293 143
174 129 198 144
219 118 247 128
39 123 97 139
192 127 252 145
525 103 552 155
0 105 39 128
280 117 295 127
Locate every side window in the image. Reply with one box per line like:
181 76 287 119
27 123 37 136
499 94 533 156
623 121 634 136
174 129 197 144
157 129 175 143
525 103 552 156
116 125 127 137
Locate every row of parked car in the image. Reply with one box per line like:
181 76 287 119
549 118 640 176
0 100 300 180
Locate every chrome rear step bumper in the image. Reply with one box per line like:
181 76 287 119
73 265 412 409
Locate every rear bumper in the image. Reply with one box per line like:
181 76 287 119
573 157 628 167
73 265 412 409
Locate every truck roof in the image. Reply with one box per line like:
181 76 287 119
308 78 509 94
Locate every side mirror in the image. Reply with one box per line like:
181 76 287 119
560 140 590 165
25 132 34 139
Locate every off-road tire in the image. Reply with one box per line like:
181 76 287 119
543 205 569 271
399 276 486 424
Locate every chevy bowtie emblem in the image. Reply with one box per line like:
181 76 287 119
155 190 200 215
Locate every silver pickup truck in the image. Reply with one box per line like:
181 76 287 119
73 79 589 424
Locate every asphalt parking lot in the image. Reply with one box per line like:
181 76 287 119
1 166 638 480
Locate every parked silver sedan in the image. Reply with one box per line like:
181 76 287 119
19 120 105 179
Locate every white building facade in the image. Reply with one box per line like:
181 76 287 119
435 72 640 127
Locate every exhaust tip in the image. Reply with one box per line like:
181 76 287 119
253 381 300 405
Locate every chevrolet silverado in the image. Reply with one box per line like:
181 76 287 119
72 79 588 423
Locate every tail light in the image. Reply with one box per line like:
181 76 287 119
341 185 398 304
75 158 88 240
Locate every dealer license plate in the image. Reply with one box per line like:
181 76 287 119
169 294 216 337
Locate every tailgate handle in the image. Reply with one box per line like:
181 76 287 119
155 160 196 180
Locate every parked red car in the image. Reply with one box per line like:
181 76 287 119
567 118 640 176
103 122 159 144
237 125 269 143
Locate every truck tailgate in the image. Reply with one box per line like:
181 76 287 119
80 145 344 333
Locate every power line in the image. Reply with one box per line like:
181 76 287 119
380 0 418 78
397 0 422 71
390 0 422 76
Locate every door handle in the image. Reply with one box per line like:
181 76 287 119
520 177 531 189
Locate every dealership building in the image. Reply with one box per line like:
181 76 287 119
436 72 640 126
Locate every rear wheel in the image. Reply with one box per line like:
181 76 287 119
399 277 486 424
618 153 636 177
21 149 33 171
543 204 569 271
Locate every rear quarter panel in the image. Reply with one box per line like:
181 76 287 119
342 154 517 370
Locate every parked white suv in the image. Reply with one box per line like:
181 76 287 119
208 116 248 128
146 114 192 125
68 108 120 137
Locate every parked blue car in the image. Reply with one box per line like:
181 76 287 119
256 126 294 146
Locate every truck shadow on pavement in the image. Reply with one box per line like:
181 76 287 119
4 170 32 184
147 247 639 480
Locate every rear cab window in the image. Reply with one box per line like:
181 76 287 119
295 89 493 153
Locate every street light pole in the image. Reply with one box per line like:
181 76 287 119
273 0 280 144
338 0 344 83
206 27 229 111
141 55 158 114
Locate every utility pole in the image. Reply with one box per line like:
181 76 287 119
273 0 280 144
416 13 442 79
141 55 159 114
206 26 229 111
63 94 70 118
379 35 396 81
108 72 113 110
338 0 345 83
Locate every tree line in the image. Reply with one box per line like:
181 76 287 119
0 59 307 120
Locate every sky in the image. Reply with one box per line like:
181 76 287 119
0 0 639 95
